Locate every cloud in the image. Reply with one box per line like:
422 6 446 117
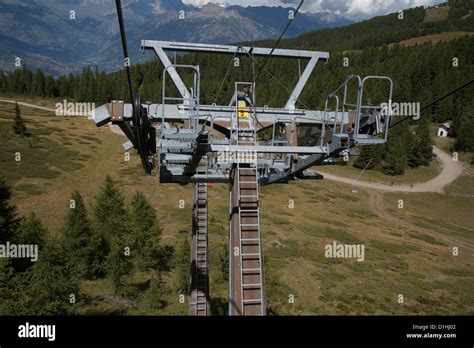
182 0 443 20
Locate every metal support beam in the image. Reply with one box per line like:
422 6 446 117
142 40 329 106
209 144 326 154
285 56 320 109
147 42 190 100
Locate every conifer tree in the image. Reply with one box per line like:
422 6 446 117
130 192 163 270
413 116 433 166
13 102 27 136
62 191 103 278
92 175 129 244
354 144 384 170
106 243 133 295
383 132 407 175
455 111 474 152
0 179 19 243
13 213 47 272
15 213 47 247
27 238 79 315
0 258 18 314
405 125 418 168
141 269 167 310
32 69 46 97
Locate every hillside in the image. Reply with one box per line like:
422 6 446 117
0 100 473 315
0 1 473 317
247 1 474 52
0 0 351 76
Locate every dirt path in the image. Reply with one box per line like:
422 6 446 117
369 191 474 254
317 146 464 193
0 98 56 113
0 99 465 194
368 190 474 252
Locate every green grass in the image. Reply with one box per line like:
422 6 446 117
407 232 448 246
14 183 42 196
317 158 441 185
1 98 473 316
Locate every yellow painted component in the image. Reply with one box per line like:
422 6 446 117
237 101 248 119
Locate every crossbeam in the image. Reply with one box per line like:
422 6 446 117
141 40 329 108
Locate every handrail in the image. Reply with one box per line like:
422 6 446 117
324 74 393 142
162 64 201 133
357 76 393 142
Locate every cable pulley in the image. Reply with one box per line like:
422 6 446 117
132 92 156 174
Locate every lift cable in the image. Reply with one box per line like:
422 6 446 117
115 0 134 107
115 0 154 174
389 78 474 129
357 78 474 175
242 47 320 118
212 48 241 105
253 0 304 84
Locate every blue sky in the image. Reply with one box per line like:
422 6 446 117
182 0 445 20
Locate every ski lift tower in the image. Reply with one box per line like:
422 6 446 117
91 40 393 316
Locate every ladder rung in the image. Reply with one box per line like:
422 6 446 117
242 283 262 289
242 253 260 257
240 224 259 227
242 268 261 272
243 299 262 304
241 238 260 242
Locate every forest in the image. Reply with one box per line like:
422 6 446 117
0 2 473 171
0 0 473 317
0 175 191 315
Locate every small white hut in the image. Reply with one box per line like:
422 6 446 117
437 122 450 137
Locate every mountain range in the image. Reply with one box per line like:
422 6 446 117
0 0 352 76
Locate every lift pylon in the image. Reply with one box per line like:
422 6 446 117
92 39 392 316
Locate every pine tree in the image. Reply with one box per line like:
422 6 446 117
15 213 47 247
13 102 27 136
45 76 57 97
383 132 407 176
353 144 384 169
130 192 163 270
413 116 433 166
0 258 31 315
106 243 133 295
140 269 167 310
27 238 79 315
62 191 103 278
405 126 418 168
0 258 18 314
12 213 47 272
32 69 46 97
92 175 129 244
0 178 19 243
455 111 474 152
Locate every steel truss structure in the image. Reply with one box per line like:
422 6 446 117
92 39 393 316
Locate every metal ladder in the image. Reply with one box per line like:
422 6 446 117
189 156 209 316
236 92 265 315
